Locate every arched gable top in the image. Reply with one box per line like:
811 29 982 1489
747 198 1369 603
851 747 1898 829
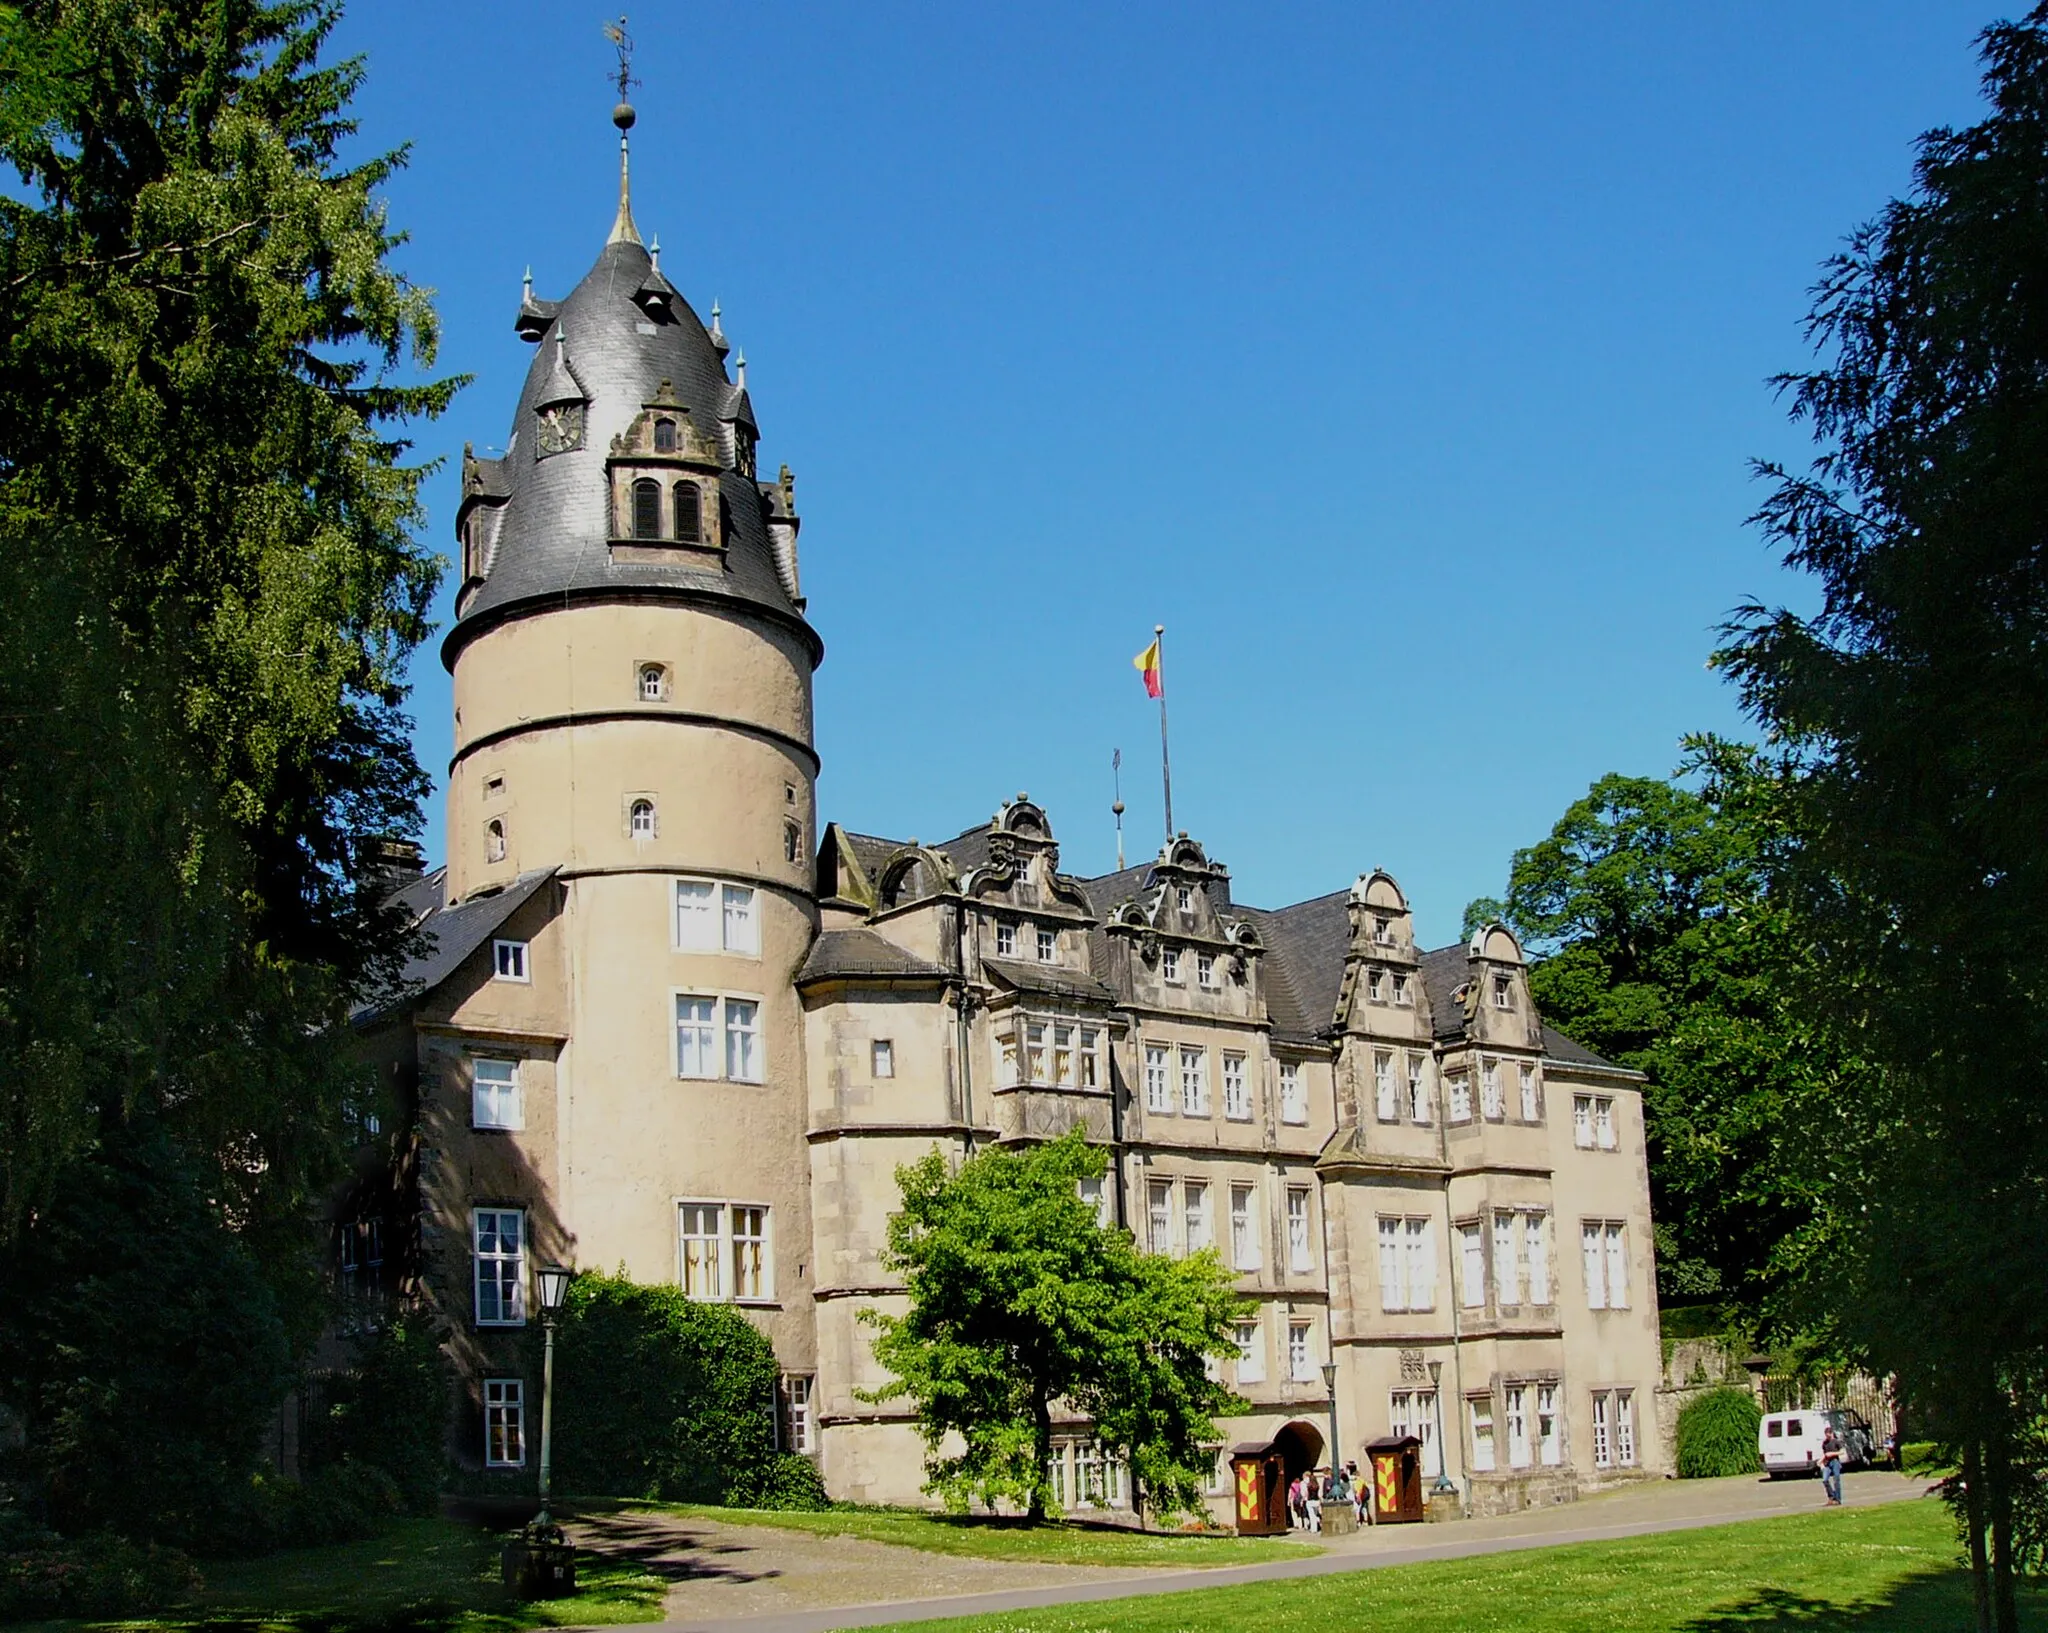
1469 923 1525 965
1163 833 1211 870
875 845 960 912
997 797 1053 840
1351 870 1409 913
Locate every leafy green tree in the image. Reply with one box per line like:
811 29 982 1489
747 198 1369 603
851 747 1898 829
864 1133 1239 1521
1715 9 2048 1624
1496 743 1834 1304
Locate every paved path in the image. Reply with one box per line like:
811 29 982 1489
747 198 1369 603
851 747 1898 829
614 1467 1932 1633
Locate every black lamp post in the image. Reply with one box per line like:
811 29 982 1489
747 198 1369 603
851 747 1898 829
534 1264 573 1525
1429 1358 1455 1494
1321 1359 1341 1482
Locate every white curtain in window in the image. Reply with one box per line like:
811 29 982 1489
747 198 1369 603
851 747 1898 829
725 999 760 1082
1583 1222 1607 1308
1461 1224 1486 1308
676 880 718 950
1526 1213 1551 1304
1604 1223 1629 1309
722 884 758 954
1493 1214 1519 1305
1405 1218 1434 1311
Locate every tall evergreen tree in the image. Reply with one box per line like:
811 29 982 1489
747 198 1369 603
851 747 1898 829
1718 8 2048 1623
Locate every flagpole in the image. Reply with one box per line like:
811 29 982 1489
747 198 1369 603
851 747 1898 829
1155 623 1174 842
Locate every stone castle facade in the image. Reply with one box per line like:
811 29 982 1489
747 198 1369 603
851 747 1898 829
352 124 1667 1521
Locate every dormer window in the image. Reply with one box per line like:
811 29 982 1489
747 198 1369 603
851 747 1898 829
638 663 667 702
996 921 1017 958
1493 974 1513 1010
1162 946 1182 983
653 417 678 453
1037 927 1057 963
1198 952 1217 988
632 478 662 540
1374 916 1392 945
1367 968 1386 1002
673 481 702 543
1177 886 1193 913
629 799 656 840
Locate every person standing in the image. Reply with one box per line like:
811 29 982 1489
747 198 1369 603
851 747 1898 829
1305 1468 1323 1533
1820 1422 1844 1506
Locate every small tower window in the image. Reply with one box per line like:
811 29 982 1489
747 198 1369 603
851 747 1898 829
485 819 507 864
784 822 802 864
632 478 662 540
638 663 666 702
653 417 677 453
630 799 656 840
673 480 702 543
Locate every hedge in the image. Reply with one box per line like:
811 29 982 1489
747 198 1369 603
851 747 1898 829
1676 1386 1763 1478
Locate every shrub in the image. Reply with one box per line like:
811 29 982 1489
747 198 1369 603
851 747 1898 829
0 1520 202 1621
1676 1387 1763 1478
202 1460 403 1557
552 1270 805 1504
726 1451 830 1511
302 1318 452 1514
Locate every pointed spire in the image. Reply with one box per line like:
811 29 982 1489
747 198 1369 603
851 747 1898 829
608 103 641 246
649 235 661 270
522 265 533 299
735 350 747 388
710 299 723 340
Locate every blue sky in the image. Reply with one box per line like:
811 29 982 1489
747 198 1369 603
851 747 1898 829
335 0 1989 946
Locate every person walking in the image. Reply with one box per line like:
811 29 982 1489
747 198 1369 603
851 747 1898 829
1305 1468 1323 1533
1346 1459 1368 1525
1820 1422 1844 1506
1288 1473 1306 1530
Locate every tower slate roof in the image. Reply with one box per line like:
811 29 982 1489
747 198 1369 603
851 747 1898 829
445 187 816 667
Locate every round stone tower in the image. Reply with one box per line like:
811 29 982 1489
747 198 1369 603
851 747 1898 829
440 104 820 1344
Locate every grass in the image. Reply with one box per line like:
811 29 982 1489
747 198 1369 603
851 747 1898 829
12 1517 670 1633
865 1498 2044 1633
634 1502 1320 1567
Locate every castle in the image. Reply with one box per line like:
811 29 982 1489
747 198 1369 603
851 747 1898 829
353 107 1667 1520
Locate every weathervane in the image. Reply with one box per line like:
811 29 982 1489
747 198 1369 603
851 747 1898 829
601 15 643 245
603 15 639 107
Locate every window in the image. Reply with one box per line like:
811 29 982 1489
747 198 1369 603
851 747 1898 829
1449 1074 1472 1122
1037 927 1057 963
1494 1213 1521 1305
1408 1055 1431 1122
1286 1187 1313 1273
1074 1441 1127 1508
483 774 505 799
1177 886 1193 913
1280 1062 1307 1124
1506 1385 1531 1467
1596 1097 1617 1149
998 1030 1020 1086
1047 1445 1069 1508
1147 1179 1173 1254
473 1208 525 1326
630 798 656 839
1493 974 1513 1009
1145 1046 1172 1113
485 1379 525 1467
632 477 661 539
731 1205 768 1299
995 920 1017 957
676 996 718 1078
1180 1047 1208 1116
1526 1212 1552 1304
680 1203 722 1297
674 879 758 954
1162 946 1182 983
1197 952 1216 988
1574 1094 1592 1146
1223 1054 1250 1120
1615 1388 1636 1465
1288 1320 1314 1383
1519 1063 1539 1121
1230 1182 1260 1270
1079 1029 1102 1089
1390 1389 1442 1478
485 818 507 863
1591 1390 1612 1467
1538 1383 1562 1464
493 939 529 982
1392 971 1411 1005
1583 1220 1629 1309
1470 1397 1497 1472
784 822 803 864
1576 1093 1617 1148
1379 1216 1434 1312
653 416 678 453
1482 1060 1504 1119
679 1202 772 1301
871 1038 894 1079
1025 1022 1047 1082
1367 968 1385 1002
1184 1181 1212 1254
1375 1051 1398 1121
472 1058 521 1130
782 1374 813 1454
1053 1025 1074 1085
1374 915 1392 945
1460 1223 1486 1308
1078 1174 1109 1225
1234 1318 1265 1384
638 663 665 701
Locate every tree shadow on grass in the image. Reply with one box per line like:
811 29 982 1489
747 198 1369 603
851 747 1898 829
1681 1569 2046 1633
568 1507 780 1586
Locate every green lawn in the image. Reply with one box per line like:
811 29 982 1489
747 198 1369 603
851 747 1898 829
636 1502 1319 1567
868 1499 2039 1633
15 1517 669 1633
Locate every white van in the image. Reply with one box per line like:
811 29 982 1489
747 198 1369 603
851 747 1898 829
1759 1408 1875 1477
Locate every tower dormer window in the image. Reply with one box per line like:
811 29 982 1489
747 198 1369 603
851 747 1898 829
673 480 702 543
639 663 666 702
629 799 656 840
1177 886 1193 913
653 417 677 453
485 819 507 864
632 478 662 540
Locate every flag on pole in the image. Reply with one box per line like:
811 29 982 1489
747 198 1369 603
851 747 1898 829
1133 637 1163 699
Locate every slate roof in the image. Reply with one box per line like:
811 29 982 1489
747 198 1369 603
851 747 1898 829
1419 943 1472 1042
1239 890 1350 1044
1541 1023 1635 1074
445 229 816 666
352 867 556 1025
796 928 951 986
981 957 1118 1005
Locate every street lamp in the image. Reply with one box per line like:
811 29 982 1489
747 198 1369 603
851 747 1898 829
1428 1359 1455 1495
1320 1360 1341 1484
534 1264 573 1526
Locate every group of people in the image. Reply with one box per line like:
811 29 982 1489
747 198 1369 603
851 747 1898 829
1287 1462 1369 1530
